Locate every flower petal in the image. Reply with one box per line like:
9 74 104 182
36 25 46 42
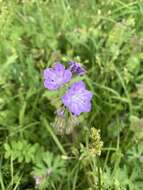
69 103 82 116
54 63 65 74
63 70 72 83
44 80 59 90
70 81 86 91
80 90 93 100
43 68 54 79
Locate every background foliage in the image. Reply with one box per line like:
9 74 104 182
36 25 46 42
0 0 143 189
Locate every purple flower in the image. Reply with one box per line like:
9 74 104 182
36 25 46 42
44 63 72 90
62 81 93 116
56 108 65 117
68 61 85 76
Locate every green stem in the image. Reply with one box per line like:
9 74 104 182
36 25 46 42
43 118 66 155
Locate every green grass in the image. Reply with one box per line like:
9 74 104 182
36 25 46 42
1 0 143 189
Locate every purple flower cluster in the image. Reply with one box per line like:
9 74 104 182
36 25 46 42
43 62 93 116
68 61 85 76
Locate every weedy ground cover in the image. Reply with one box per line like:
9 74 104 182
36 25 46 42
0 0 143 189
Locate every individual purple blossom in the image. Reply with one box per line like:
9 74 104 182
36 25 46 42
68 61 85 76
56 108 65 117
44 63 72 90
62 81 93 116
